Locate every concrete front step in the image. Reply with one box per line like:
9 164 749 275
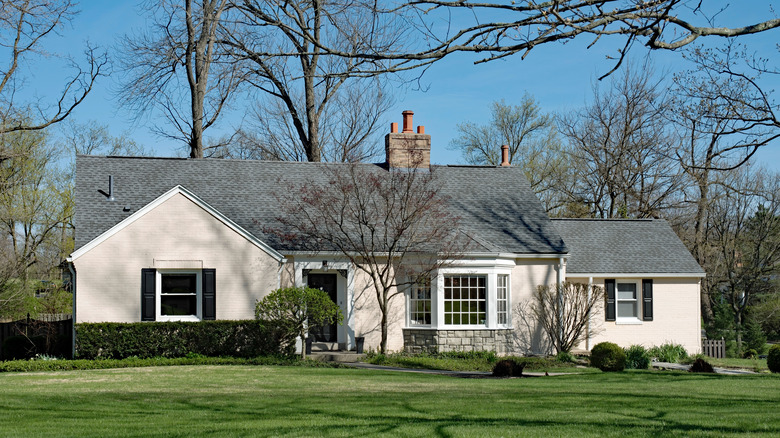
310 342 339 352
309 352 366 363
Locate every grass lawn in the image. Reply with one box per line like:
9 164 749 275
1 366 779 437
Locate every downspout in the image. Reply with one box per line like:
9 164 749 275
67 260 77 360
586 276 593 351
557 257 564 353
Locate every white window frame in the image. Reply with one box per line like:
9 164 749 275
443 274 488 327
156 269 202 322
415 265 512 330
496 274 510 326
615 279 641 324
407 278 432 326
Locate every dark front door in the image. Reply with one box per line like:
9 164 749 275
307 274 338 342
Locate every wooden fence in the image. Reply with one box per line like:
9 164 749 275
702 338 725 359
0 314 72 360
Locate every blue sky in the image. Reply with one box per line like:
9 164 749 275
16 1 780 170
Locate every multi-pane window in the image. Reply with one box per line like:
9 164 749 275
409 278 432 325
160 273 197 316
617 282 638 318
444 275 486 325
497 274 509 325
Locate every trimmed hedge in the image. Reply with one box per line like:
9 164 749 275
75 320 292 359
0 355 339 373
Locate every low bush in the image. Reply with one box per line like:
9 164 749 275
590 342 626 372
438 350 498 363
624 345 651 370
649 343 688 363
492 358 525 377
768 345 780 373
75 320 292 359
742 349 758 359
556 351 574 363
689 357 715 373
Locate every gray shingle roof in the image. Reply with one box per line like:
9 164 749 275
551 219 704 275
75 156 567 255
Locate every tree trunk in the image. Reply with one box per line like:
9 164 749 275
692 166 714 324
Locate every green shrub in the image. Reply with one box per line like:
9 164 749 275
255 286 342 358
624 345 651 369
590 342 626 372
689 357 715 373
556 351 574 363
768 345 780 373
75 320 292 359
743 320 768 354
742 349 758 359
492 358 525 377
648 343 688 363
438 350 498 363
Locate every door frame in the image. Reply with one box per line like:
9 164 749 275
294 258 354 350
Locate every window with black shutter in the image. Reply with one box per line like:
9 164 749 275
142 269 215 321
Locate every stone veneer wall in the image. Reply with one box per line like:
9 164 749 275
403 328 514 354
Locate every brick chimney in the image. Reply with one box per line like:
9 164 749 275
385 110 431 169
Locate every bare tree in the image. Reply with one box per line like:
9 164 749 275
706 166 780 353
214 77 392 162
119 0 240 158
220 0 404 162
670 43 779 322
310 1 780 78
558 63 682 218
268 157 462 353
449 96 570 212
532 282 605 354
0 0 107 136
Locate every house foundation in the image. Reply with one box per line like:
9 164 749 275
402 328 514 354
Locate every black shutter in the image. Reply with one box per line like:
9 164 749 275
642 279 653 321
202 269 216 320
605 279 616 321
141 269 156 321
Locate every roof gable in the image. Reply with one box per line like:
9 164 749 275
69 184 285 262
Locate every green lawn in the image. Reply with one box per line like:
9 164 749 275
1 366 778 437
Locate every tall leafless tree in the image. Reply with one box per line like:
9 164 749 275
558 63 682 218
219 0 405 162
213 76 392 162
119 0 240 158
670 43 780 322
0 0 107 138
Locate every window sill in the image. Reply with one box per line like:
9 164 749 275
615 318 642 325
158 315 201 322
